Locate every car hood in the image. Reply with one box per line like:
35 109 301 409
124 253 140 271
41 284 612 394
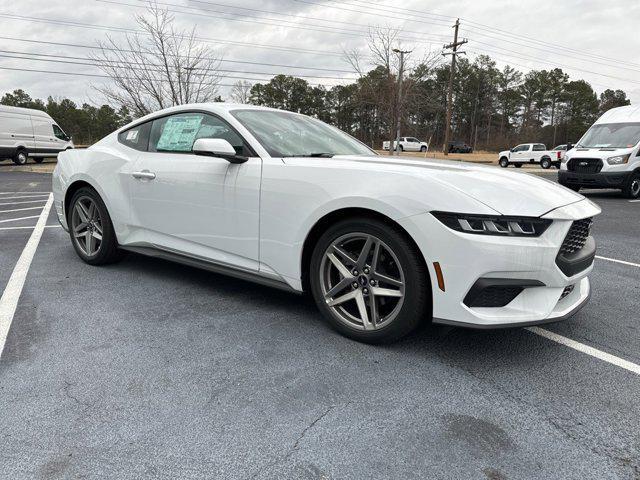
315 155 584 217
567 147 633 159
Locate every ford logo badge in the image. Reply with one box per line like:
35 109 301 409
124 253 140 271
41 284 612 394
579 161 588 166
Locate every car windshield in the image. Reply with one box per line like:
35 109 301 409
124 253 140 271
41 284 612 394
231 109 375 157
577 122 640 149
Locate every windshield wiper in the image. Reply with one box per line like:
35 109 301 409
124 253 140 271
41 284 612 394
306 152 334 157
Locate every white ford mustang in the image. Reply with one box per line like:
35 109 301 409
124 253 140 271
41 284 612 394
53 104 600 343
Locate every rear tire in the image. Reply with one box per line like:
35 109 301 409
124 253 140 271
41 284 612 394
13 149 28 165
560 182 581 192
515 163 522 168
309 218 430 344
541 158 551 169
622 172 640 199
499 157 509 168
420 146 427 152
68 187 123 265
33 157 44 164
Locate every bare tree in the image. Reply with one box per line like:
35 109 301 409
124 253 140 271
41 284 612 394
91 2 222 117
230 80 252 104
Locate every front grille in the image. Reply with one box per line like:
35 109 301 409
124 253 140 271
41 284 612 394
567 158 603 173
559 218 593 255
468 286 523 307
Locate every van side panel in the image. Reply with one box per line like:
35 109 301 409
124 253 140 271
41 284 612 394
0 112 36 159
32 117 63 155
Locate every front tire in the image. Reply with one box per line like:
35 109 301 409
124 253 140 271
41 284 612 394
499 157 509 168
309 218 430 344
13 149 28 165
622 172 640 199
68 187 122 265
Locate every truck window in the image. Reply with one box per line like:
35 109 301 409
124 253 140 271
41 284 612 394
532 144 545 151
52 124 68 141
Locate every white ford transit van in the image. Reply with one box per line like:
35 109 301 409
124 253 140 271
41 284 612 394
559 105 640 199
0 105 74 165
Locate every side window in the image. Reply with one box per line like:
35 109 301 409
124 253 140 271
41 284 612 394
52 124 68 140
532 144 545 151
118 121 152 152
149 112 248 156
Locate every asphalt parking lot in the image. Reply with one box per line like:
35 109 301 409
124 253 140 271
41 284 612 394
1 171 639 479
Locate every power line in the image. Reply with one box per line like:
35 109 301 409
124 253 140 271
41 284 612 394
0 13 348 58
0 49 356 81
0 36 357 73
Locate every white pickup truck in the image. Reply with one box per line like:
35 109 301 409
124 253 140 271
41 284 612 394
498 143 563 169
382 137 429 153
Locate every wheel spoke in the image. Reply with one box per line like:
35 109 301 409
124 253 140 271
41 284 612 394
84 230 93 254
368 292 378 328
87 202 96 220
92 231 103 241
371 286 403 298
75 202 89 223
332 245 357 265
327 252 353 279
324 277 353 300
327 289 358 307
94 221 103 235
374 272 403 288
355 292 373 330
370 240 381 272
356 236 373 270
73 222 87 233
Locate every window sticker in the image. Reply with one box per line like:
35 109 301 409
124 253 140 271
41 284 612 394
126 129 139 141
156 116 203 152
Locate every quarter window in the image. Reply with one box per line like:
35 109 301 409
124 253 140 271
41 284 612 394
149 112 248 155
532 144 545 151
118 121 152 152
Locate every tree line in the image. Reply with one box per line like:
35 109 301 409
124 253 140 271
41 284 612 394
245 56 631 151
2 56 631 150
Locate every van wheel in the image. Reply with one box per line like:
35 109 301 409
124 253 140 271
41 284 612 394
34 158 44 164
13 149 28 165
499 157 509 168
622 172 640 199
514 164 522 168
541 158 551 169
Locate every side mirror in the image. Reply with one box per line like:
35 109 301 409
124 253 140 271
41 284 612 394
193 138 247 164
510 148 515 152
566 142 574 151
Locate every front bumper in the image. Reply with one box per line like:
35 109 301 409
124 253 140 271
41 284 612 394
559 170 630 188
398 200 599 328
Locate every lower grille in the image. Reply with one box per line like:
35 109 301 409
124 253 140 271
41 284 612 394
559 218 593 255
468 286 523 307
560 285 574 300
567 158 603 173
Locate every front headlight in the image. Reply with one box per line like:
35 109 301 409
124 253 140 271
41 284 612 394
606 154 630 165
431 211 552 237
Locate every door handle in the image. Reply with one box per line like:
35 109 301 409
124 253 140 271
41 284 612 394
132 170 156 180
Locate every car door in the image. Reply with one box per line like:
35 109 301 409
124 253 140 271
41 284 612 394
511 144 528 162
406 137 420 151
127 111 261 272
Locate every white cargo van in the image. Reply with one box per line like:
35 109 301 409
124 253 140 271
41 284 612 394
559 105 640 199
0 105 74 165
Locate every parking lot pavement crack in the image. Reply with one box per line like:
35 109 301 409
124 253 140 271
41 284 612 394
61 380 94 412
249 403 344 479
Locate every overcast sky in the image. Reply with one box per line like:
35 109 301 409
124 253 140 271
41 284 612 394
1 0 639 106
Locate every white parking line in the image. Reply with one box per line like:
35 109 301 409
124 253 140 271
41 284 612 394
0 215 41 224
0 206 44 214
630 199 640 203
0 200 47 206
0 194 53 358
527 327 640 375
596 255 640 268
0 191 51 195
0 195 50 200
0 225 61 231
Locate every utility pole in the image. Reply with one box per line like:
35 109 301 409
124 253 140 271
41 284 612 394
442 19 467 156
392 48 411 156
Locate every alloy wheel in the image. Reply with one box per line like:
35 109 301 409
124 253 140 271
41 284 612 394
631 178 640 197
319 233 405 331
71 196 103 257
